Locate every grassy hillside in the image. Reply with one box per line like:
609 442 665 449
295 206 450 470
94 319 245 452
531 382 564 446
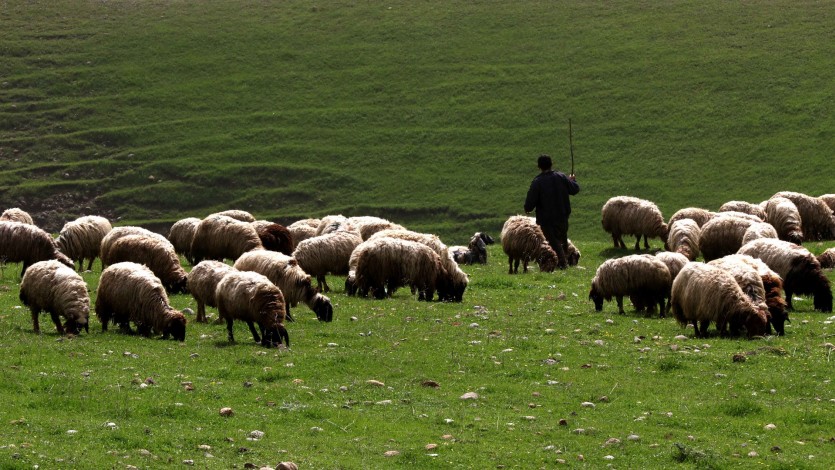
1 1 833 241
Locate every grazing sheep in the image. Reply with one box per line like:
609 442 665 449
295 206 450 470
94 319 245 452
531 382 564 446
1 208 34 225
449 233 488 265
763 196 804 244
0 220 74 276
719 201 767 220
100 226 174 265
738 238 832 312
741 221 778 245
55 215 112 271
709 254 789 335
345 216 406 240
213 209 256 223
187 260 236 323
252 221 295 255
354 237 446 301
699 215 757 261
167 217 201 264
565 239 581 266
314 215 348 236
819 248 835 269
190 214 264 264
773 191 835 241
820 194 835 213
665 218 701 261
101 234 189 294
287 218 320 244
19 260 90 335
366 229 468 302
588 254 672 317
668 207 714 228
713 210 763 222
654 251 689 282
671 262 769 338
293 229 363 292
500 215 558 274
601 196 668 250
234 250 333 321
95 262 186 341
215 270 289 348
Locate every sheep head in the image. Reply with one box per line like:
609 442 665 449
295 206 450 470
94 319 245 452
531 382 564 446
536 243 558 273
589 284 604 312
744 304 769 338
814 285 833 313
162 311 187 341
313 296 334 322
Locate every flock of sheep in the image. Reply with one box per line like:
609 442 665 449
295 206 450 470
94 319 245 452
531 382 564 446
586 191 835 339
0 208 492 348
1 189 833 347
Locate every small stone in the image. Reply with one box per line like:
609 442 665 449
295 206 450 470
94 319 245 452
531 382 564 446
558 419 568 426
770 389 777 394
182 307 194 315
277 463 298 470
350 316 358 321
219 407 234 417
425 443 438 450
577 454 584 461
556 459 566 464
748 451 759 457
605 319 614 324
764 423 777 430
733 353 747 362
310 427 324 432
441 434 454 440
603 455 615 460
367 379 385 387
183 460 194 466
627 434 640 441
460 392 479 400
105 422 117 429
138 449 152 456
522 416 536 421
580 402 595 408
604 438 621 446
327 342 338 347
594 340 605 346
384 450 400 457
376 400 393 405
598 396 609 402
421 380 440 388
674 335 688 340
249 430 265 440
197 445 211 451
66 430 78 435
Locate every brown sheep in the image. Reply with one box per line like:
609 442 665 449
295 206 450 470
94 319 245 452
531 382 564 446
167 217 201 265
773 191 835 241
101 234 189 295
601 196 668 250
698 215 757 261
293 229 363 292
589 254 672 317
718 201 767 220
500 216 558 274
668 207 714 228
665 218 701 261
763 196 804 244
287 218 320 244
251 221 295 255
819 248 835 269
0 221 74 276
190 214 264 264
215 270 289 348
187 260 236 323
19 260 90 335
354 237 446 301
55 215 112 272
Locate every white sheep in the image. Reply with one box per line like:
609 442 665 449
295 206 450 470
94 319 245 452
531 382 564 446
665 218 701 261
293 229 363 292
588 254 672 317
819 248 835 269
601 196 668 250
186 260 237 323
345 216 406 240
671 262 768 338
740 221 778 246
668 207 714 228
287 218 320 245
101 234 189 294
353 237 446 301
449 232 488 265
314 215 348 236
763 196 804 244
213 209 256 222
55 215 112 272
190 214 264 264
100 226 174 265
19 260 90 335
1 207 34 225
215 270 289 348
95 262 187 341
167 217 201 264
0 220 74 276
500 215 558 274
698 215 757 261
718 201 767 220
234 250 333 321
738 238 832 312
820 194 835 213
773 191 835 241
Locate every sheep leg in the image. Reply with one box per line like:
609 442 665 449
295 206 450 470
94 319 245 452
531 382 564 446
784 288 794 310
658 297 666 318
225 318 236 343
196 302 206 323
246 321 261 343
86 258 94 271
49 311 66 335
643 234 650 250
321 276 331 293
522 260 529 273
30 309 41 334
634 236 641 251
285 305 294 322
611 233 620 248
616 296 625 314
279 324 290 348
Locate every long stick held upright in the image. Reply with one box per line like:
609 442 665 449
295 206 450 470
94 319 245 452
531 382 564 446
568 118 575 176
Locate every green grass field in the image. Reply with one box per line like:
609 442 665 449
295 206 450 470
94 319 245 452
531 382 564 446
1 0 835 468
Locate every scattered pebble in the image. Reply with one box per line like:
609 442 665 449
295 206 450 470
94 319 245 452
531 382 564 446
384 450 400 457
366 380 385 387
594 340 605 346
764 424 777 430
603 455 615 460
604 438 621 446
327 343 338 347
441 434 454 440
219 408 234 417
104 422 117 429
183 460 194 466
522 416 536 421
310 427 323 432
460 392 479 400
605 319 614 325
425 444 438 450
198 445 211 451
674 335 688 340
277 463 298 470
350 316 358 321
627 434 640 441
748 451 759 458
249 430 265 440
469 323 479 328
580 402 595 408
376 400 393 405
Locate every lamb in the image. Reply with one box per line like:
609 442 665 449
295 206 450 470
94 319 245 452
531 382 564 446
588 254 672 317
100 226 174 265
1 208 34 225
293 229 363 292
215 270 289 348
665 218 701 261
287 218 320 245
718 201 767 220
820 194 835 213
234 250 333 321
738 238 832 312
345 216 406 240
366 229 468 301
353 237 446 301
190 214 264 264
95 262 187 341
709 254 789 335
19 260 90 335
251 221 295 255
763 196 804 244
668 207 714 228
698 215 757 261
314 215 348 236
167 217 201 264
671 262 769 339
740 221 778 245
500 215 558 274
101 234 189 294
818 248 835 269
601 196 668 250
55 215 112 271
186 260 237 323
565 239 581 266
773 191 835 240
0 220 74 276
213 209 255 223
449 233 488 265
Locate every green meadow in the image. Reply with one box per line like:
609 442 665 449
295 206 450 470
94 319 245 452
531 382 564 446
1 0 834 468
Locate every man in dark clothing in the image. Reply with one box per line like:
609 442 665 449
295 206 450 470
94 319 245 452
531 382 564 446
524 154 580 269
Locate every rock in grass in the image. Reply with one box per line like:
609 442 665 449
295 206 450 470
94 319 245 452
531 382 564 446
219 407 234 417
277 463 298 470
366 379 385 387
384 450 400 457
460 392 479 400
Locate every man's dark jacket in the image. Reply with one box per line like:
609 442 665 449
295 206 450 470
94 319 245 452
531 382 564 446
524 170 580 225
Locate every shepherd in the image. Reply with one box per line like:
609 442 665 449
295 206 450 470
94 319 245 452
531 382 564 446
524 153 580 269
